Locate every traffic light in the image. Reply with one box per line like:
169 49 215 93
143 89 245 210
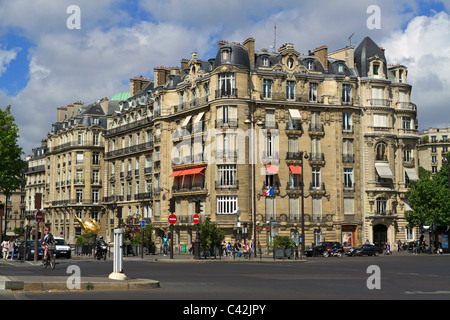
169 198 175 213
195 200 203 214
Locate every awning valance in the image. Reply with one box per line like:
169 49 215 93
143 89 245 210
375 163 393 179
405 168 419 181
265 165 278 175
289 166 302 174
288 109 302 120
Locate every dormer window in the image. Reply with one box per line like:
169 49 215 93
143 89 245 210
287 57 294 69
373 63 380 77
221 49 230 62
307 60 314 70
262 56 269 67
398 69 404 83
337 63 344 73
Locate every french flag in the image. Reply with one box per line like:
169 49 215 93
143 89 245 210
263 187 274 196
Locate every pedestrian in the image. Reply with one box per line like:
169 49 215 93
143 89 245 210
397 240 402 252
227 242 232 257
162 234 169 256
234 240 242 258
413 240 418 255
8 238 15 260
1 239 9 260
258 242 262 255
384 242 391 255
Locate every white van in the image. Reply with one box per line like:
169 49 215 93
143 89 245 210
54 237 71 258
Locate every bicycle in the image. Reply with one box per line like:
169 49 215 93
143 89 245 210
42 244 56 269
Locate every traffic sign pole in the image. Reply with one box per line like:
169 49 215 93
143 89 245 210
168 214 177 259
34 211 43 261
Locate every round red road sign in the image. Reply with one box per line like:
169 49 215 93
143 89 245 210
193 214 200 224
168 214 177 224
35 211 43 223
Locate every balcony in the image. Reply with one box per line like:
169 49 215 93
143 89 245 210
395 102 417 111
286 152 303 162
215 180 239 190
215 88 238 99
308 124 324 137
285 122 302 135
104 116 154 137
309 182 327 197
308 153 325 166
215 118 238 128
342 154 354 163
104 141 154 159
172 183 208 195
403 157 415 168
367 99 391 107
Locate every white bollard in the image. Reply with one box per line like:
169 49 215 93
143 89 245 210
109 228 127 280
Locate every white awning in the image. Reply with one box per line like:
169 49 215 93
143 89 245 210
289 109 302 120
405 168 419 181
182 115 192 127
194 112 205 123
375 163 393 179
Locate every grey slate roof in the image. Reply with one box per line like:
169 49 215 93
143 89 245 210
354 36 387 77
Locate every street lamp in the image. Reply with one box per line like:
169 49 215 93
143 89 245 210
245 109 263 258
299 151 309 258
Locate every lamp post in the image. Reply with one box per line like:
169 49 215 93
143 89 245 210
244 108 263 258
300 151 309 257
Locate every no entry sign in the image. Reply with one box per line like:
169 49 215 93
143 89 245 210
168 214 177 224
35 211 43 223
193 214 200 224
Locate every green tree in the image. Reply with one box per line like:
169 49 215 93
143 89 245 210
199 218 225 249
405 160 450 228
0 106 26 241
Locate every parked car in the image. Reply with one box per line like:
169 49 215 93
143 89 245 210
54 237 71 258
346 244 382 256
304 242 344 257
17 240 44 260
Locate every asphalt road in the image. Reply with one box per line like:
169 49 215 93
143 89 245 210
1 254 450 303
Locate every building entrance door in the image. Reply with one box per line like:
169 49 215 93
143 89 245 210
373 224 387 248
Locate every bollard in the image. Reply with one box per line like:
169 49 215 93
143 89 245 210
109 228 127 280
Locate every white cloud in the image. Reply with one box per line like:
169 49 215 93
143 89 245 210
0 46 19 76
382 11 450 130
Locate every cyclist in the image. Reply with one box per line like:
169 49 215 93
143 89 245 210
96 236 107 257
41 227 55 262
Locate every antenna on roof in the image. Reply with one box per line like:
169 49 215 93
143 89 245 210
273 22 277 52
348 33 355 46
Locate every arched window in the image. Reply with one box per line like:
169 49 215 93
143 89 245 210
375 142 387 161
376 197 388 215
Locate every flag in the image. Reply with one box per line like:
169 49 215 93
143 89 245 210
263 187 274 196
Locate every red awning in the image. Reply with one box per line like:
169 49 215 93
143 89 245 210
265 165 278 174
169 170 185 177
170 167 205 177
289 166 302 174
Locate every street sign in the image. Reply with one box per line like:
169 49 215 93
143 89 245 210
168 214 177 224
141 220 146 228
35 211 43 223
193 214 200 224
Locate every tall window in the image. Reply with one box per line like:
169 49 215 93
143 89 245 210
263 79 272 99
286 81 295 100
218 73 235 96
92 190 99 204
311 167 321 189
309 83 318 102
402 116 411 130
76 189 83 204
343 168 354 188
217 164 237 187
342 112 352 132
342 84 352 104
376 197 387 215
375 142 388 161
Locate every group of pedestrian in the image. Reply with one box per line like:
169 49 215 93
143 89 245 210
221 240 258 258
1 238 18 260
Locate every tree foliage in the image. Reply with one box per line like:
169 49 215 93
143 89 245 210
199 218 225 249
405 158 450 228
0 105 26 196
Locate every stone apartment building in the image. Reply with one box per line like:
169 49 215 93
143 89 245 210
418 127 450 173
24 35 420 250
100 36 419 250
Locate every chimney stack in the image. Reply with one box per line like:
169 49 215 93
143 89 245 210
314 45 328 71
243 37 255 67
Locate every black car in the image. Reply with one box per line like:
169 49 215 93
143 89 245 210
346 244 382 256
17 240 45 260
304 242 344 257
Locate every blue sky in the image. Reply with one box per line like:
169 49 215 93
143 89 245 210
0 0 449 154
